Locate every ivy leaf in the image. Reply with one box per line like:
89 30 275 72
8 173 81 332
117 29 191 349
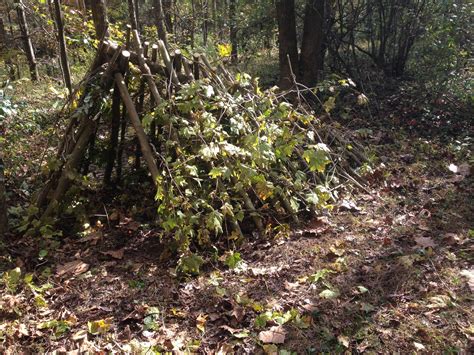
303 144 331 173
177 254 204 276
209 167 229 179
323 97 336 113
305 192 319 206
224 252 242 269
319 288 340 299
200 143 220 161
308 269 333 283
2 267 22 292
206 210 224 234
87 319 111 335
204 85 214 98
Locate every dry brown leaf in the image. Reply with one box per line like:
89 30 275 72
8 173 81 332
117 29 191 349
125 221 141 231
231 305 245 322
56 260 89 277
220 325 242 334
101 249 125 260
79 230 102 245
217 343 234 355
196 313 207 333
460 269 474 293
414 236 436 249
109 211 120 222
258 326 286 344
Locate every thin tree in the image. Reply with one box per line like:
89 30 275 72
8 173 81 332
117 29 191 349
0 145 6 237
299 0 325 86
162 0 173 33
154 0 169 49
276 0 298 89
53 0 72 94
0 17 15 81
128 0 138 30
90 0 108 40
15 0 38 81
229 0 237 63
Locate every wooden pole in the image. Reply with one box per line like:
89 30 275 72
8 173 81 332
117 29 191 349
114 72 160 186
157 39 179 85
193 53 200 80
173 49 182 74
132 30 163 104
41 120 95 219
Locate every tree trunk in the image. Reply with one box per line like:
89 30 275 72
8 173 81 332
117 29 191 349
90 0 108 40
191 0 196 47
128 0 139 30
229 0 238 63
162 0 173 33
299 0 325 87
15 0 38 81
0 145 7 237
53 0 73 94
202 0 209 45
0 18 15 81
154 0 169 49
276 0 298 89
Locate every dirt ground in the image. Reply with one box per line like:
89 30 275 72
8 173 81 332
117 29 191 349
1 85 473 353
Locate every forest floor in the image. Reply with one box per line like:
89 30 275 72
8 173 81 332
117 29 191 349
0 79 473 354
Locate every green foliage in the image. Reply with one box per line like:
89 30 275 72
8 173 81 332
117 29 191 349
38 320 71 338
87 319 112 335
224 251 243 269
152 78 335 251
255 308 299 328
177 253 204 276
143 307 160 331
2 267 22 293
410 0 473 103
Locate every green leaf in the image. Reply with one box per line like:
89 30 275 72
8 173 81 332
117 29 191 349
303 144 331 173
224 252 242 269
308 269 333 283
319 288 340 299
87 319 111 335
177 254 204 276
323 97 336 113
206 210 223 234
144 307 160 331
2 267 22 292
305 192 319 206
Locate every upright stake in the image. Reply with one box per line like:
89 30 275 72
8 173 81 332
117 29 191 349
115 72 160 185
53 0 72 94
105 51 130 186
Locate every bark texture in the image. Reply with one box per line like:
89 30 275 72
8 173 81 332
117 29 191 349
15 0 38 81
299 0 325 87
154 0 169 49
90 0 109 40
53 0 73 94
276 0 298 89
229 0 238 63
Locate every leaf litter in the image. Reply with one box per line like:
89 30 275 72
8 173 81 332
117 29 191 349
1 96 472 354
